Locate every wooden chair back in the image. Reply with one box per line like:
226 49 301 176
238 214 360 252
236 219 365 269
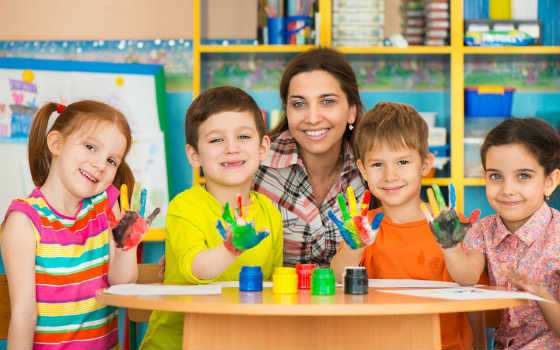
0 274 11 339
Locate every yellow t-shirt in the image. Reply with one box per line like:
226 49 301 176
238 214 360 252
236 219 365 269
140 184 283 350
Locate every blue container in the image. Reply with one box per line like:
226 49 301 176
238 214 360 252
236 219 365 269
465 86 515 117
267 17 286 45
239 266 263 292
464 0 489 19
429 145 450 157
539 0 560 45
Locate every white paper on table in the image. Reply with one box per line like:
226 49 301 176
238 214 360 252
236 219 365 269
211 281 273 288
105 283 222 295
379 287 552 302
369 279 461 288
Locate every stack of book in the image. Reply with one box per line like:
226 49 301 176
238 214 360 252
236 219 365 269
424 0 449 46
401 0 425 45
332 0 384 47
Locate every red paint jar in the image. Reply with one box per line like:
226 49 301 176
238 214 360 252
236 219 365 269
296 263 316 289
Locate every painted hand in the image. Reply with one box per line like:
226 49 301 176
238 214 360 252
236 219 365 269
216 195 269 256
106 183 160 251
328 187 384 249
421 184 480 249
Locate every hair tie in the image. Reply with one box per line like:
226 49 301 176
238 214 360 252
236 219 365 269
57 104 66 114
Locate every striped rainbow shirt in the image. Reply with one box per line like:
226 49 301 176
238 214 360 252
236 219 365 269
6 186 119 350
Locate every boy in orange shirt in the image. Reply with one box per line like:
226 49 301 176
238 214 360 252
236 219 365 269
330 102 482 349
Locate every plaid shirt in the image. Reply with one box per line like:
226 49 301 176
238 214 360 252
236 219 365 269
253 130 366 267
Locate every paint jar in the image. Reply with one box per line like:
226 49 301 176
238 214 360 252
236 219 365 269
344 266 369 295
296 263 316 289
311 268 336 295
239 265 263 292
272 267 298 294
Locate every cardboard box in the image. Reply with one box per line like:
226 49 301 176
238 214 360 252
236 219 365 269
201 0 258 40
0 0 258 40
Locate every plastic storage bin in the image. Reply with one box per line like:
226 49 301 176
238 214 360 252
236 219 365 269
428 127 447 146
419 112 437 128
425 145 450 177
464 137 485 177
465 86 515 117
465 116 508 138
429 145 449 158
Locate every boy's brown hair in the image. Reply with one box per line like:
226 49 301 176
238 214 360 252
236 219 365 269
353 102 429 161
185 86 266 150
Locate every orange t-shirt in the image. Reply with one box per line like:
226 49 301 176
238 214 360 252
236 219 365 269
360 209 473 350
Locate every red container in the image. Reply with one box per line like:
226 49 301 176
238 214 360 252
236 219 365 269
296 264 317 289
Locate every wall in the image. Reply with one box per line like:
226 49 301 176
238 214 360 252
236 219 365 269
0 0 257 40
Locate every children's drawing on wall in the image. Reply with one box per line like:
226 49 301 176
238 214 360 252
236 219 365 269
465 57 560 90
0 70 39 142
0 40 194 91
127 133 168 228
203 53 290 90
351 56 449 91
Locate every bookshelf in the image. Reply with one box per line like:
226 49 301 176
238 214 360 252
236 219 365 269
189 0 560 213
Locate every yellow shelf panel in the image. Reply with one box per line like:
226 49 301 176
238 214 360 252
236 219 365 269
143 228 166 241
200 45 317 53
421 178 452 186
463 178 486 186
338 46 452 54
463 46 560 55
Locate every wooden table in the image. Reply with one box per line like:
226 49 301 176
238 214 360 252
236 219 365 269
97 287 526 349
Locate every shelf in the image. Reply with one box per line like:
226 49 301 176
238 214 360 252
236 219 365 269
463 46 560 55
337 46 452 54
143 228 166 241
189 0 557 214
199 45 317 53
199 45 455 55
463 178 486 186
421 178 452 186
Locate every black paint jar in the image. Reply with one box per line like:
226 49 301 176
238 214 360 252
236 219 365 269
344 266 368 295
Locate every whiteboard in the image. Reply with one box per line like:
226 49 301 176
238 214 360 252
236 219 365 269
0 58 169 227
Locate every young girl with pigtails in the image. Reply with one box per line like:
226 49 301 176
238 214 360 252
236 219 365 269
1 100 158 349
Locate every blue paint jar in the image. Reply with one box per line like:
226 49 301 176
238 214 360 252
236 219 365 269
239 265 263 292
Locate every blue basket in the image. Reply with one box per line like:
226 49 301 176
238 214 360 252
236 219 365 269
429 145 450 157
465 86 515 117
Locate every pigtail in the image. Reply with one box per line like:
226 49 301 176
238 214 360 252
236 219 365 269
113 161 135 203
28 102 59 186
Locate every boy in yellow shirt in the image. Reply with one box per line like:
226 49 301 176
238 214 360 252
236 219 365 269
140 86 283 349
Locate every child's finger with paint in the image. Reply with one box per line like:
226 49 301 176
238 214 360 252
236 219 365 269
131 182 142 212
120 184 129 214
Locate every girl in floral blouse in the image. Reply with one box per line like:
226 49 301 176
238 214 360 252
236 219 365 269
441 118 560 349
